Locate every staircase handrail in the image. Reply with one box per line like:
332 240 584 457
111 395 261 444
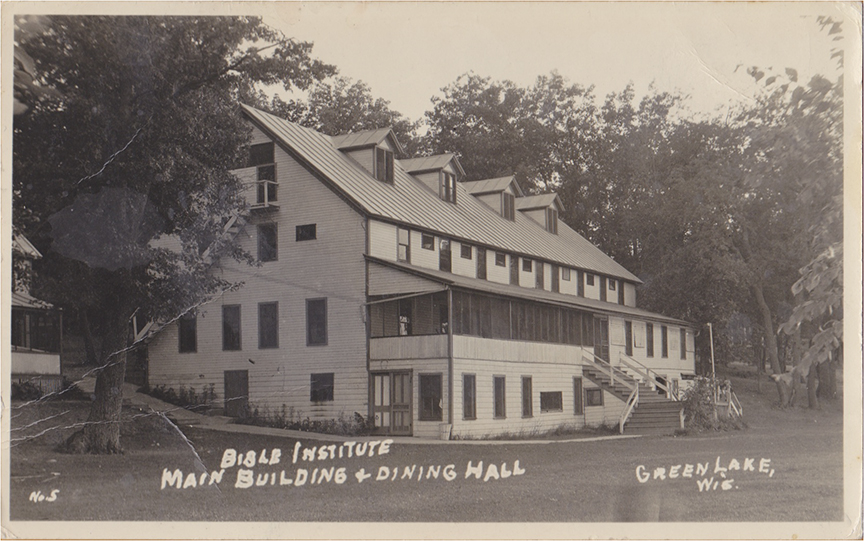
581 351 637 392
619 386 639 434
729 390 743 418
617 352 678 401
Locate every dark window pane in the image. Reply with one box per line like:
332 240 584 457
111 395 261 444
536 261 544 289
295 224 317 242
439 238 451 272
600 276 607 302
463 374 476 420
586 388 603 407
522 377 533 417
618 283 625 305
522 258 532 272
573 378 584 415
494 376 506 418
661 326 668 358
586 273 594 286
562 267 571 281
310 373 334 402
421 234 435 250
398 298 412 336
375 147 393 183
510 256 519 285
476 247 487 279
178 314 197 353
307 299 327 346
680 328 687 359
419 374 443 421
248 142 274 167
397 228 410 262
259 302 279 349
495 252 507 267
625 320 633 357
461 243 472 259
432 291 449 334
257 164 275 181
491 297 511 339
551 265 560 293
222 305 241 351
540 391 563 412
258 224 278 262
646 323 655 357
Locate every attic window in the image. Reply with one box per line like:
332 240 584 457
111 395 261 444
249 142 274 167
502 193 515 220
249 143 277 206
441 172 457 204
546 208 558 234
375 147 394 183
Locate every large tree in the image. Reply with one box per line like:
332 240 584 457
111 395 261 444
14 16 334 453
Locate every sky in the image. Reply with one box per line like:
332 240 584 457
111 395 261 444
261 2 850 123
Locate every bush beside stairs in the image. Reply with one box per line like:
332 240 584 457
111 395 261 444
582 365 683 435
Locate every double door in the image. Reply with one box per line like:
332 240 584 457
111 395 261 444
593 316 610 362
371 371 412 435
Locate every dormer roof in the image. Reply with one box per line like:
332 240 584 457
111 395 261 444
331 127 405 155
463 176 524 197
398 154 466 179
12 233 42 259
516 193 564 213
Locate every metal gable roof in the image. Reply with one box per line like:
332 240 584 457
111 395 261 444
516 193 563 212
331 127 405 155
12 233 42 259
398 154 467 178
241 104 639 283
367 257 689 327
463 176 524 196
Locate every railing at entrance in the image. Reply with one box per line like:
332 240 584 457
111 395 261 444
619 386 639 434
581 351 638 393
617 352 679 401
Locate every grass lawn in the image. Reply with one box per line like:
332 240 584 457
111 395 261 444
7 374 845 523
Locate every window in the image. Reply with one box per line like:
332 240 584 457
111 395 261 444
680 328 687 359
476 247 487 280
222 305 241 351
249 142 274 167
577 270 584 297
421 234 435 250
178 314 197 353
661 325 668 358
439 238 451 272
296 224 317 242
521 377 533 417
419 374 443 421
522 258 532 272
398 298 412 336
546 208 558 234
609 279 616 291
541 391 563 412
562 267 571 281
460 243 472 259
599 276 607 302
310 373 334 402
463 374 476 420
510 256 520 285
494 376 506 418
258 302 278 349
551 264 560 293
535 261 544 289
586 388 603 407
646 323 655 357
586 273 595 286
397 227 410 262
573 377 584 415
625 320 633 357
306 298 327 346
375 147 394 183
618 283 625 305
257 224 278 262
441 172 457 203
502 192 515 220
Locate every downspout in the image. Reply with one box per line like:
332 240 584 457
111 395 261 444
447 286 454 426
364 216 372 425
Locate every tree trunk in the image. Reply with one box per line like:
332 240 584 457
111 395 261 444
817 360 837 399
752 284 781 374
80 309 98 366
807 364 819 409
66 315 130 454
774 374 793 408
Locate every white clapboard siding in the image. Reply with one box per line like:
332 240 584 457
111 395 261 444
368 219 397 261
370 335 448 360
367 262 441 296
345 148 373 175
148 124 368 421
451 241 476 279
453 335 583 365
624 282 637 307
410 230 438 271
584 274 600 300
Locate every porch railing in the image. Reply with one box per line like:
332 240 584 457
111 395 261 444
617 352 680 401
619 386 639 434
581 351 638 393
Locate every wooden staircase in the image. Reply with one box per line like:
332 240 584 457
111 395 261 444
581 354 684 435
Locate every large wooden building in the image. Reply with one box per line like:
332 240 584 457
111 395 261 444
146 104 696 438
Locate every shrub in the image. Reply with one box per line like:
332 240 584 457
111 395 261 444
141 383 218 413
12 381 43 401
234 405 375 436
680 376 744 432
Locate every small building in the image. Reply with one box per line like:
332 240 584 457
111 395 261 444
146 105 696 437
11 234 63 394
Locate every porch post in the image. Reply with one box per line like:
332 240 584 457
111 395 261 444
447 287 454 425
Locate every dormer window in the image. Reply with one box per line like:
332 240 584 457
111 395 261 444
375 147 394 183
441 172 457 204
502 192 515 220
249 142 277 206
546 208 558 234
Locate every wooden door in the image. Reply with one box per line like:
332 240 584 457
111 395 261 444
224 370 249 418
593 317 610 362
371 371 412 435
